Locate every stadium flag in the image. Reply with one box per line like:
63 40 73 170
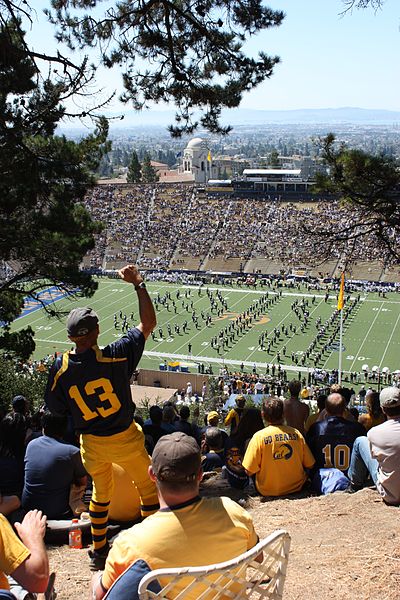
207 150 212 162
337 272 345 310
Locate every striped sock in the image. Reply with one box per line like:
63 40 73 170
89 499 110 551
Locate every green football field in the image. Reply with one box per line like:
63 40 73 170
10 278 400 377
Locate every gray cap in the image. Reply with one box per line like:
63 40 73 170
67 307 99 338
379 387 400 409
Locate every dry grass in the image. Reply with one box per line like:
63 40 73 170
48 478 399 600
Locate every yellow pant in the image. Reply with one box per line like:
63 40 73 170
81 421 158 538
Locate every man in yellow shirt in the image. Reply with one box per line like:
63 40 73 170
0 510 49 594
91 432 259 599
243 396 315 496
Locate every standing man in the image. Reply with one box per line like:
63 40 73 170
283 380 310 435
45 265 159 570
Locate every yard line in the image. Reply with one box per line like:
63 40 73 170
348 302 384 372
143 350 311 375
379 310 400 368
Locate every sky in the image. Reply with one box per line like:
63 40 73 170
26 0 399 114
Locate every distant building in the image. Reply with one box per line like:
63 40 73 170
182 137 217 183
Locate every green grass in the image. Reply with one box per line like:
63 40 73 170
9 279 400 376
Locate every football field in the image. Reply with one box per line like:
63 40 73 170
10 278 400 377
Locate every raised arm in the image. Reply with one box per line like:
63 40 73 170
118 264 156 340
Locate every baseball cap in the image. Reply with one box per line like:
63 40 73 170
379 387 400 409
12 395 27 413
207 410 219 424
67 308 99 338
152 432 201 482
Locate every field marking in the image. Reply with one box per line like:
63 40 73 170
379 309 400 368
348 302 384 372
143 350 311 374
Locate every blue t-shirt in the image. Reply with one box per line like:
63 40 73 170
45 328 145 435
22 435 86 518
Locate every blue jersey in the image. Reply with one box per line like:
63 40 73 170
45 328 145 436
306 416 366 475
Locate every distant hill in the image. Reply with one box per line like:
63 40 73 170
113 107 400 127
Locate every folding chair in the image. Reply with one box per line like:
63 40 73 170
103 529 290 600
137 529 290 599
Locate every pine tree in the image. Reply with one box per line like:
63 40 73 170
141 154 159 183
127 151 141 183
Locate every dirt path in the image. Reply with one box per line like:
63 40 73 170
47 481 399 600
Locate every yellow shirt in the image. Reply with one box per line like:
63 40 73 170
0 514 30 590
224 408 240 428
102 496 258 597
242 425 315 497
305 411 319 432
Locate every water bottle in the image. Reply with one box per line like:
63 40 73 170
69 518 82 549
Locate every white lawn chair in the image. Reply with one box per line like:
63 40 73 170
138 529 291 600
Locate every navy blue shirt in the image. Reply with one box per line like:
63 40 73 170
306 416 366 475
45 328 145 435
22 435 86 518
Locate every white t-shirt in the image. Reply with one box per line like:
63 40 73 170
368 417 400 505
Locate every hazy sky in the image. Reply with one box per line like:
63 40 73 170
28 0 399 113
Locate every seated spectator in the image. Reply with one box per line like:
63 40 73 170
22 412 87 519
0 509 49 594
304 394 327 432
283 380 310 435
174 406 200 443
317 386 356 422
142 406 165 450
243 397 315 497
225 408 264 490
224 395 246 434
306 393 365 477
90 432 259 599
358 391 386 431
0 413 26 501
201 428 225 472
161 405 177 434
348 387 400 505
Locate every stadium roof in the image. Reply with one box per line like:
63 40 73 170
243 169 301 176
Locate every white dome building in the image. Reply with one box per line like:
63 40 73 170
182 137 214 183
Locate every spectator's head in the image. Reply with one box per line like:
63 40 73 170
150 432 201 494
41 411 67 439
316 393 327 412
366 392 382 418
288 380 301 398
163 405 176 424
12 395 29 415
149 405 163 425
325 393 346 417
337 387 352 406
206 411 219 427
0 412 27 458
205 427 223 451
232 408 264 445
262 397 284 425
67 307 99 345
179 405 190 421
235 395 246 409
379 387 400 418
